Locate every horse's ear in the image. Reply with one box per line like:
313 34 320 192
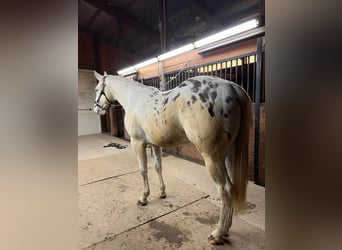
94 71 102 81
104 71 108 76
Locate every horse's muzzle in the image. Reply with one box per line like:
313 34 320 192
93 105 106 115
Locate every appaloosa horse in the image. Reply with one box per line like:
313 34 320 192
93 71 252 245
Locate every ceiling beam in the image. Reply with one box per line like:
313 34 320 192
83 0 160 45
83 9 101 30
215 0 259 18
183 0 222 29
79 28 142 61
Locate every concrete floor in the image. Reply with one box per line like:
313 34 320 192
79 134 265 250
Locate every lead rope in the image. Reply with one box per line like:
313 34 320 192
163 59 192 87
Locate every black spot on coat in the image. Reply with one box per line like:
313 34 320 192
208 103 214 117
210 91 217 102
226 96 234 103
172 93 180 101
178 83 187 88
189 79 202 93
162 97 169 107
191 95 197 103
199 93 207 103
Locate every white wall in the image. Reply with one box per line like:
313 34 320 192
78 69 101 136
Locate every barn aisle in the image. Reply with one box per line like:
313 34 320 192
78 134 265 249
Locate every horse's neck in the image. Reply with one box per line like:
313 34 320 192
106 76 146 109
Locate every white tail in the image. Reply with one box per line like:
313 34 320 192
229 84 252 212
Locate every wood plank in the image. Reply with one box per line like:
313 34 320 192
137 38 257 79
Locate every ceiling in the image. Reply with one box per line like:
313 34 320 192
79 0 264 66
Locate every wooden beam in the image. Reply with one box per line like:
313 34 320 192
215 0 259 18
83 0 160 45
83 9 101 30
79 28 142 62
183 0 222 29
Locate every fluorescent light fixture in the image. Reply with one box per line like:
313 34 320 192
134 57 158 69
194 19 258 48
158 43 195 61
117 66 137 76
198 26 265 53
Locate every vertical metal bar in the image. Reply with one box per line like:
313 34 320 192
225 61 227 79
253 55 256 102
219 62 222 78
235 60 238 84
254 38 262 185
247 56 250 95
241 58 244 89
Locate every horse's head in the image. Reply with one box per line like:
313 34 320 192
93 71 112 115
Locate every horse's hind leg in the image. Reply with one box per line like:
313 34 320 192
131 138 150 206
151 145 166 198
204 156 233 245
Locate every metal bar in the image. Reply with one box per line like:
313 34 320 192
253 56 256 102
241 58 244 89
235 60 238 84
219 62 222 78
254 38 262 185
247 56 250 95
225 61 227 79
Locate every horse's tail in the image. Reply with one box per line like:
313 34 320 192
228 84 253 212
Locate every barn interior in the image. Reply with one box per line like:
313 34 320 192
78 0 265 249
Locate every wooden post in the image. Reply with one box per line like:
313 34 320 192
254 37 263 185
158 61 166 91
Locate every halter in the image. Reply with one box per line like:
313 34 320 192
94 75 112 111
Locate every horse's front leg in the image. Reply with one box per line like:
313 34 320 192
151 145 166 198
131 138 149 206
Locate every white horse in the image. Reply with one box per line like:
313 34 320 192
93 71 252 245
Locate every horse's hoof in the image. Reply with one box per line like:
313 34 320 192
159 193 167 199
137 200 147 206
208 235 224 245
